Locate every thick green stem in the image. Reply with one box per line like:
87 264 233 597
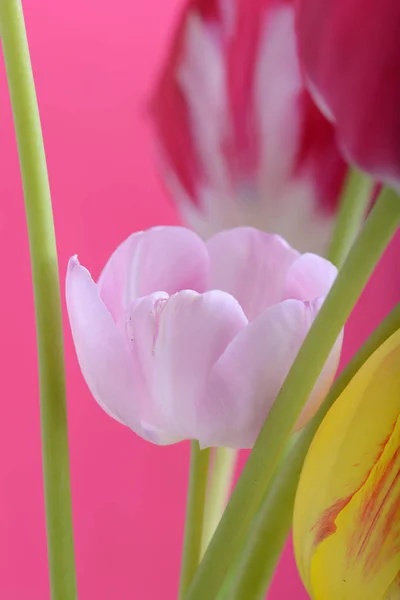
0 2 77 599
228 300 400 600
225 433 297 600
229 437 299 600
328 169 375 267
201 448 237 556
179 442 211 599
214 439 297 600
186 188 400 600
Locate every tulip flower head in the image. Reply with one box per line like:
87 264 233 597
294 328 400 600
67 226 341 448
296 0 400 188
151 0 347 254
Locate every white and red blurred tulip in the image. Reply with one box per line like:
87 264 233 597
296 0 400 189
151 0 347 254
66 226 342 449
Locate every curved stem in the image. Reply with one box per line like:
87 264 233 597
0 2 77 599
179 442 211 599
328 169 375 267
186 188 400 600
201 448 237 556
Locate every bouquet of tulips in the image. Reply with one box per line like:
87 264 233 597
1 0 399 599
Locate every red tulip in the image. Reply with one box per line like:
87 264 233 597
297 0 400 187
151 0 347 254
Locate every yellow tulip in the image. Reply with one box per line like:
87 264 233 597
294 328 400 600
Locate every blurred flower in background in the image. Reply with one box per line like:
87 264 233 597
151 0 347 254
66 226 341 449
296 0 400 190
294 328 400 600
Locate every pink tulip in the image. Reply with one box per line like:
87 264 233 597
296 0 400 187
151 0 347 254
67 227 342 448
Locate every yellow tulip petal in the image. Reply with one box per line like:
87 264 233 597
311 415 400 599
294 328 400 598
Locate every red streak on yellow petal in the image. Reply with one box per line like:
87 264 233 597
354 450 397 553
311 422 399 551
384 486 400 544
312 497 352 545
347 427 400 578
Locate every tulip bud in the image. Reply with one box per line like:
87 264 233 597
151 0 347 254
296 0 400 188
294 328 400 600
66 226 341 449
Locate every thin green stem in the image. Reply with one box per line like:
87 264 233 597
179 442 211 600
328 169 375 267
201 448 237 556
0 2 77 599
229 300 400 600
186 188 400 600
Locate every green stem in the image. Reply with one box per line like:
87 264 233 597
179 442 211 600
201 448 237 556
229 438 303 600
186 188 400 600
0 2 77 599
214 439 296 600
228 300 400 600
328 169 375 267
227 434 298 600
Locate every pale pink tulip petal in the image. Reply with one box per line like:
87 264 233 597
66 257 144 435
201 299 311 448
97 231 143 322
284 253 337 301
207 227 299 320
204 297 340 448
98 227 209 320
125 293 168 397
123 292 180 444
152 290 248 441
127 227 210 299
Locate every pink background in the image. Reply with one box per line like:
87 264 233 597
0 1 399 598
